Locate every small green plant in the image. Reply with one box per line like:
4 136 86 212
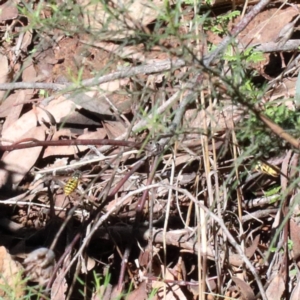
269 241 292 254
148 287 159 299
237 103 300 158
203 11 240 35
92 271 111 299
290 267 297 277
19 1 83 35
288 238 294 251
265 186 281 200
67 66 85 87
224 47 264 65
0 270 47 300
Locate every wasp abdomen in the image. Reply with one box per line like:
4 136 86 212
64 172 81 196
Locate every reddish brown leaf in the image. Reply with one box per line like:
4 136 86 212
51 268 67 300
0 246 25 298
0 2 18 22
232 277 255 300
266 274 285 300
290 218 300 261
0 126 45 187
245 234 260 258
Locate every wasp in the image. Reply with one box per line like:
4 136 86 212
254 161 280 178
64 171 82 196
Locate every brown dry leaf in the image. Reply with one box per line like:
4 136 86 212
173 153 197 167
53 194 70 218
266 78 297 101
126 281 147 300
98 79 130 94
22 57 37 82
0 246 25 299
45 96 80 122
2 90 33 132
240 7 298 46
1 107 38 145
0 53 10 103
232 277 255 300
77 128 107 151
79 0 166 38
81 255 96 273
290 276 300 300
51 268 67 300
116 0 165 26
0 126 45 187
43 128 106 158
290 218 300 261
266 273 285 300
0 54 9 82
91 42 171 63
68 92 112 116
103 120 126 139
245 235 260 258
72 89 130 117
105 194 133 212
86 41 146 62
32 44 57 80
184 103 240 138
0 92 19 118
177 172 197 185
42 128 73 158
0 1 18 22
2 96 77 145
24 247 55 286
152 267 187 300
21 30 33 52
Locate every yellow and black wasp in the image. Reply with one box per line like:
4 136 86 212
253 160 280 178
64 170 82 196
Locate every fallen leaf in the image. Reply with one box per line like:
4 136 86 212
240 7 298 46
2 90 33 132
126 281 147 300
152 266 187 300
79 0 166 38
22 57 37 82
0 53 10 102
0 2 18 22
24 247 56 286
245 235 260 258
0 92 19 118
232 277 255 300
0 246 25 299
290 276 300 300
86 41 146 61
103 120 127 139
290 218 300 261
45 96 80 122
51 268 67 300
43 128 106 158
0 126 45 188
81 255 96 273
21 30 33 52
266 273 285 300
2 96 76 145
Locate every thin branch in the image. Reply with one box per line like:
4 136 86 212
0 59 185 91
0 138 143 151
255 40 300 52
0 82 65 90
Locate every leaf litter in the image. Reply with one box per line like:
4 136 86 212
0 0 300 299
